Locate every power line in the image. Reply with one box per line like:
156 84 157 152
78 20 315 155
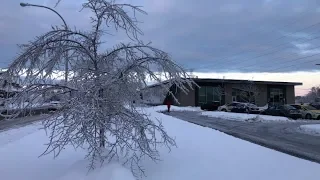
234 41 320 71
196 16 320 70
203 33 320 72
267 57 320 73
204 10 310 57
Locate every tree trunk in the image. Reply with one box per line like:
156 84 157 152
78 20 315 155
98 88 105 147
99 127 105 147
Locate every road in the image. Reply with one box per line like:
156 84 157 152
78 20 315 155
0 114 48 132
167 111 320 164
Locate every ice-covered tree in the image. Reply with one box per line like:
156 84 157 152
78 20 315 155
239 81 260 104
2 0 194 177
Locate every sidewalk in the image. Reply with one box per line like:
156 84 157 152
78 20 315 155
0 114 48 131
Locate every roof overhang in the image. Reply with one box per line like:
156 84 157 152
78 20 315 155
192 78 303 86
144 78 303 89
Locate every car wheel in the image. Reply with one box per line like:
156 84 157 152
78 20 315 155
305 114 312 120
317 116 320 120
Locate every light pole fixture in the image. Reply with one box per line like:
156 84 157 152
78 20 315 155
20 2 69 85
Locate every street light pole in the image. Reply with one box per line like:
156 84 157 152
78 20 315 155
20 2 69 85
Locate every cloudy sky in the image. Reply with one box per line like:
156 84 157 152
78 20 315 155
1 0 320 95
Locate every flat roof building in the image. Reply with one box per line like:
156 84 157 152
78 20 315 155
142 78 302 107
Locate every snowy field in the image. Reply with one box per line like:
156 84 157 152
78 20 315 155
0 106 320 180
299 124 320 136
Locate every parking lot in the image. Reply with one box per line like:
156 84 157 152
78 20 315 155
167 111 320 164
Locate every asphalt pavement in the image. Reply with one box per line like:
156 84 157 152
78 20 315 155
166 111 320 164
0 114 48 132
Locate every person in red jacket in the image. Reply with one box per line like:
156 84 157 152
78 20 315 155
166 99 172 112
164 93 173 113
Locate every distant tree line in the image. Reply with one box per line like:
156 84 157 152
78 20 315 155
295 86 320 103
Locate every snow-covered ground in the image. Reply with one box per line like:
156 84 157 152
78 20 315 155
154 105 297 122
201 111 292 122
0 122 42 146
299 124 320 136
152 105 201 112
0 106 320 180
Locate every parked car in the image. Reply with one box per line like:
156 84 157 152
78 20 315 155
243 103 261 114
218 102 240 112
289 104 320 120
200 101 221 111
229 103 261 114
231 103 247 113
260 105 302 120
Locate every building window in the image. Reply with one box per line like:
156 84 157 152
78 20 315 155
198 86 223 105
232 96 237 102
269 88 284 105
198 87 206 105
232 88 255 103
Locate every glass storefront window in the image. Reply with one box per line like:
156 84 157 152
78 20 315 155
198 86 223 105
269 88 284 105
231 88 255 103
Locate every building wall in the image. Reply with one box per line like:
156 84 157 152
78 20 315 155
286 85 295 104
177 84 196 106
144 81 298 107
223 83 274 106
224 84 233 104
256 84 268 106
224 83 268 106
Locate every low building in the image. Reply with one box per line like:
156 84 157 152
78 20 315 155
142 78 302 107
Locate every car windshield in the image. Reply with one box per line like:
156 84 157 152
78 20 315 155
304 106 317 110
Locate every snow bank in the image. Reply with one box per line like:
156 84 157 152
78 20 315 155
299 124 320 136
259 104 269 110
140 108 320 180
1 107 320 180
0 122 41 146
201 111 291 122
0 127 86 180
151 105 201 112
57 161 134 180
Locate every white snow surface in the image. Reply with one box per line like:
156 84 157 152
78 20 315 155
299 124 320 136
0 106 319 180
201 111 292 122
151 105 201 112
0 122 42 146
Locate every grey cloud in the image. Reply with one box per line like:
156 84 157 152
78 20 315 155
1 0 320 73
138 0 320 72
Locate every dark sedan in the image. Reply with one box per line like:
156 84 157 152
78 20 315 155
200 101 221 111
260 105 302 120
231 103 260 114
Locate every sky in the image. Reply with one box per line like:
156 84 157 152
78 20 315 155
1 0 320 95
